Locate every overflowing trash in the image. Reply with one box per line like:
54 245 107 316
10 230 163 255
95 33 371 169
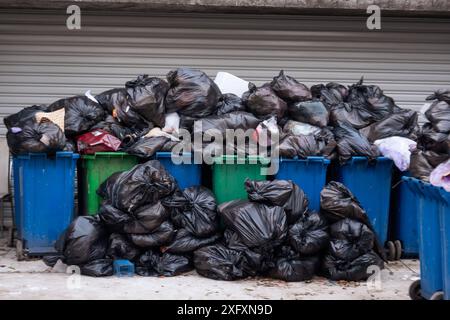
44 160 219 277
5 68 439 172
4 68 449 285
410 90 450 182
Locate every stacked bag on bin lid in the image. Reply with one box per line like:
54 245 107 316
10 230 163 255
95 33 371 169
194 179 329 282
3 104 73 155
4 68 428 166
44 159 221 277
320 181 384 281
410 90 450 184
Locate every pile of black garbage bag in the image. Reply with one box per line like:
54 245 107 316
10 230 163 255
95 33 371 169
410 90 450 181
43 160 383 282
194 178 328 282
319 181 384 281
44 159 221 277
4 68 424 163
195 179 384 282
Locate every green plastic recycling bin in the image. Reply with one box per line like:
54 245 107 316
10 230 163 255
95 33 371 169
212 155 269 204
78 152 139 215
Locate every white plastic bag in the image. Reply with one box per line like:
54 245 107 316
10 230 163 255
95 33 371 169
214 72 249 97
254 117 279 147
162 112 180 134
374 136 417 171
283 120 321 136
430 160 450 192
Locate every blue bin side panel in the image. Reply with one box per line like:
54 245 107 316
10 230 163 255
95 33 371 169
275 157 330 212
438 188 450 300
393 177 419 256
332 157 393 245
13 152 78 255
155 152 202 190
409 178 444 299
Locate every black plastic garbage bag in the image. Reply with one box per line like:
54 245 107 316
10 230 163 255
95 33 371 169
43 255 64 267
328 218 375 261
270 70 312 103
4 104 57 129
107 233 141 261
329 103 376 129
98 160 177 213
6 121 67 155
123 201 169 234
288 100 329 128
193 244 249 281
91 115 140 142
424 99 450 133
163 186 219 238
288 211 329 256
311 82 348 103
164 229 221 254
165 68 221 118
136 250 192 277
192 111 261 136
418 123 450 154
359 109 418 142
95 88 149 130
245 179 309 224
223 229 276 275
98 202 132 233
243 83 287 120
125 74 168 127
346 78 397 121
49 96 106 136
95 88 127 114
321 250 384 281
129 220 175 248
427 89 450 104
320 181 370 225
125 136 169 158
267 246 319 282
409 149 449 182
276 131 336 160
219 200 288 251
80 259 114 277
320 182 387 261
216 93 246 115
333 121 380 164
63 216 109 266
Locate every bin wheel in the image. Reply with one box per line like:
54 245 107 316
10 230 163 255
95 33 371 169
394 240 402 260
409 280 424 300
386 241 396 261
16 240 24 261
429 291 444 300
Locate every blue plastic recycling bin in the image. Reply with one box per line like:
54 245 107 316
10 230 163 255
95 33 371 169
274 156 330 211
331 157 393 245
12 152 79 256
437 187 450 300
391 175 419 257
407 177 449 300
155 152 201 190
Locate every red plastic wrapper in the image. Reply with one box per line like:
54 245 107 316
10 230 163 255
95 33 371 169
77 129 122 154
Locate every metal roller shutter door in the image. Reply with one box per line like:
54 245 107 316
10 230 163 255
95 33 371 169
0 9 449 227
1 9 450 136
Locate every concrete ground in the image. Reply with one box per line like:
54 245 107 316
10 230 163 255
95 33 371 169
0 242 419 300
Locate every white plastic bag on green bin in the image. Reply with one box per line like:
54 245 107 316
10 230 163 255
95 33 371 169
374 136 417 171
